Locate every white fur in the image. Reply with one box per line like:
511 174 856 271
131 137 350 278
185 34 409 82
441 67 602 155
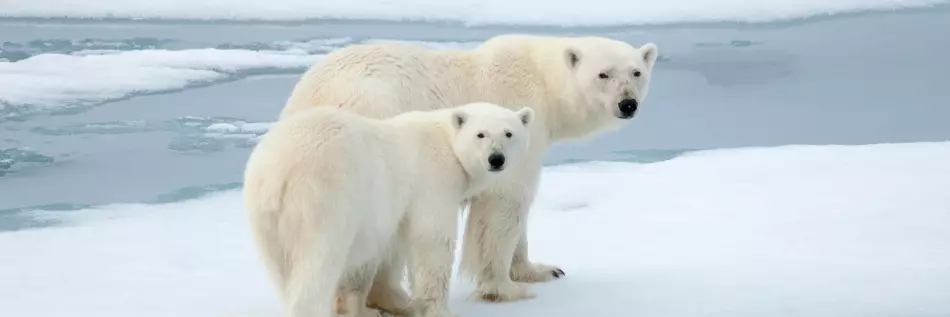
244 102 534 317
278 34 659 308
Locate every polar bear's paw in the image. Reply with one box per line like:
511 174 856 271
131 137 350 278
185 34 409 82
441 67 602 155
472 280 536 303
510 262 565 283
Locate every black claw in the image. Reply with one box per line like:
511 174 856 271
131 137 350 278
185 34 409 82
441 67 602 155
551 271 559 278
556 269 565 276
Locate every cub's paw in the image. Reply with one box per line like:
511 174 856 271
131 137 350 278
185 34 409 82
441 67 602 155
406 301 461 317
472 280 536 303
511 262 565 283
337 295 395 317
421 313 462 317
367 286 411 316
353 308 392 317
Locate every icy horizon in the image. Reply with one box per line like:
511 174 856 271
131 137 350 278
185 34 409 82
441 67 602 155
0 0 946 26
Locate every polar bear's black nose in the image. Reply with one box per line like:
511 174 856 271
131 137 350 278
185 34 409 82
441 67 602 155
618 99 638 118
488 153 506 171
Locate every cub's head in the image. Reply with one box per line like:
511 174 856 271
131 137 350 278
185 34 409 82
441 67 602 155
449 102 533 181
564 37 658 121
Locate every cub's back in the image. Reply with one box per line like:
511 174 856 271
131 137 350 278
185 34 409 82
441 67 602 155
246 108 395 214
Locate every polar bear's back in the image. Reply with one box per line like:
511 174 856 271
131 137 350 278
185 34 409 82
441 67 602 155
279 35 591 125
281 42 480 120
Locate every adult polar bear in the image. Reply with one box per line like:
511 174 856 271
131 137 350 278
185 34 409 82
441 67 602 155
279 34 659 311
245 102 535 317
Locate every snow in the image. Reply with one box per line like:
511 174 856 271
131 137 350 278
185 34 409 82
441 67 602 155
0 48 321 116
2 141 950 317
0 0 946 26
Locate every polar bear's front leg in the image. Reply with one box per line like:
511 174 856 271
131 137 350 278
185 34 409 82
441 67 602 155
509 233 565 283
501 164 565 284
404 200 462 317
460 191 537 302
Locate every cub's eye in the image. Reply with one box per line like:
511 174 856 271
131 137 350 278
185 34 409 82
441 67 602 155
633 70 642 77
598 72 609 79
505 131 513 138
477 133 485 139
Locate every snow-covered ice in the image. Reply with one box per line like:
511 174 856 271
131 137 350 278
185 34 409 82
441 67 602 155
206 122 274 134
2 141 949 317
0 48 321 118
0 0 946 26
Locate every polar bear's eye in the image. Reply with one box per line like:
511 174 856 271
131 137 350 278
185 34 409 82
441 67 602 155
634 70 642 77
505 131 513 138
598 72 609 79
477 133 485 139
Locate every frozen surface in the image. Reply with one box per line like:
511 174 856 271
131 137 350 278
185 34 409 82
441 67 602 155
16 116 274 153
2 142 949 317
1 8 949 316
0 48 321 120
0 147 55 177
0 0 947 26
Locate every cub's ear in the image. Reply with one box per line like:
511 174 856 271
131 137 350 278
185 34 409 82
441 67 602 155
451 109 468 131
640 43 658 68
516 107 534 127
565 47 581 70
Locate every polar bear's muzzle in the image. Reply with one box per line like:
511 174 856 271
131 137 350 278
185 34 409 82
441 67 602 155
617 98 638 119
488 152 506 172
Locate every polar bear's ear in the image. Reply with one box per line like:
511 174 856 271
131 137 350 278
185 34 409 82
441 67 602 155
640 43 658 68
516 107 534 127
565 47 581 70
452 110 467 131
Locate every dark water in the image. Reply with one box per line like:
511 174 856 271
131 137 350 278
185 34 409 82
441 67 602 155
1 5 949 224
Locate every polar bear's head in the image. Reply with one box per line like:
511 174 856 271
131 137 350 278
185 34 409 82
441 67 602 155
564 38 658 121
449 102 533 181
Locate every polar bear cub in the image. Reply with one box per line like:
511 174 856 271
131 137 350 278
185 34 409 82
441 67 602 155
243 102 535 317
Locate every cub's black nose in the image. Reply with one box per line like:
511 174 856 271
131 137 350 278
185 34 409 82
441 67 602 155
488 153 506 170
618 98 638 118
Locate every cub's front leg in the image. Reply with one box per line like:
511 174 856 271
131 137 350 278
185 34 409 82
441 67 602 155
403 198 462 317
